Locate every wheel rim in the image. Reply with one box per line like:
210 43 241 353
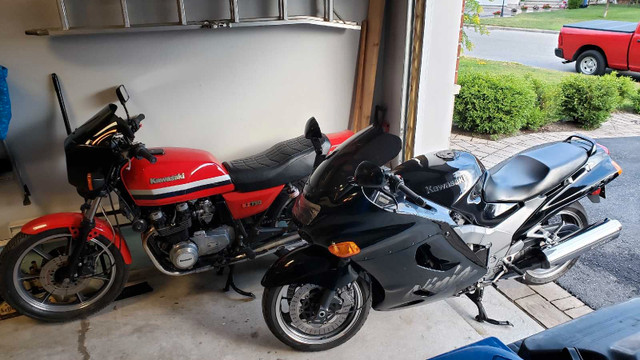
12 234 117 312
527 209 585 278
580 56 598 75
274 283 363 345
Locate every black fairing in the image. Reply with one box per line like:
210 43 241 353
299 190 485 310
64 104 128 198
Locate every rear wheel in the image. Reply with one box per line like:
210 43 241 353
575 50 606 76
262 278 371 351
520 202 588 285
0 229 128 322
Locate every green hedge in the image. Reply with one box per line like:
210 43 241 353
567 0 581 9
455 71 636 135
454 73 538 135
558 74 619 129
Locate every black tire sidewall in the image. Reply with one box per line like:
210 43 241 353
576 50 606 76
262 277 372 352
0 229 129 322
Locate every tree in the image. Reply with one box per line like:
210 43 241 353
462 0 488 51
603 0 611 17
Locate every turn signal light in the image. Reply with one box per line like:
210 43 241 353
328 242 360 258
612 160 623 175
87 173 94 191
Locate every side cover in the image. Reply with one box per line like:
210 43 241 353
121 147 234 206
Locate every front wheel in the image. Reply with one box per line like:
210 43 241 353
0 229 129 322
262 277 371 351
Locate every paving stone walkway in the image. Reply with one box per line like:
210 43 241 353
451 112 640 167
449 112 640 328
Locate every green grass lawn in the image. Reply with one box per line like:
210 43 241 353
459 56 570 84
480 4 640 31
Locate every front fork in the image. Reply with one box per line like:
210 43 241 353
64 197 101 279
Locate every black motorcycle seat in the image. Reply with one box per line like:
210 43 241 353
223 135 329 192
483 142 588 203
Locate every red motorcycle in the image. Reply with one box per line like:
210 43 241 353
0 83 352 322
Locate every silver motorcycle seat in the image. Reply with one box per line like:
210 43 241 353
483 142 588 203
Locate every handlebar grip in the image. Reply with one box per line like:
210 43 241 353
398 183 427 207
136 146 157 164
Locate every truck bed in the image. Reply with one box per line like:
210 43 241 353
564 20 637 33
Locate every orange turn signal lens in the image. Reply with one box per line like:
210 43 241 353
612 160 623 175
328 242 361 258
87 173 94 191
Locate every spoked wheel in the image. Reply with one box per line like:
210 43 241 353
262 278 371 351
0 229 128 322
520 202 588 285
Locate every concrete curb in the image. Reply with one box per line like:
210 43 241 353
465 24 560 35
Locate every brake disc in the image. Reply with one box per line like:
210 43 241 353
39 256 91 297
288 284 355 335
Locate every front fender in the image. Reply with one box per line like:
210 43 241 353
261 245 358 289
21 212 132 264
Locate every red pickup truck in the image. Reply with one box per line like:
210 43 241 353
555 20 640 75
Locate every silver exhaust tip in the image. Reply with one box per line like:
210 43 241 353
543 219 622 268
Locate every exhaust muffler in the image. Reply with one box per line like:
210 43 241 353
543 219 622 268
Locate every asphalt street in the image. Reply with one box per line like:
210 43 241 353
557 137 640 309
466 27 640 79
466 28 572 72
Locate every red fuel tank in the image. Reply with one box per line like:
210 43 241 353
121 148 235 206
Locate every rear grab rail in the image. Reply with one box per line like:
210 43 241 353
564 134 597 156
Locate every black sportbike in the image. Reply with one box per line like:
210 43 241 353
260 120 623 351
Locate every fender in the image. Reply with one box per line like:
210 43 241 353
21 212 132 264
261 244 358 289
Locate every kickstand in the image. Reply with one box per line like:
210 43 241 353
466 287 513 326
223 265 256 299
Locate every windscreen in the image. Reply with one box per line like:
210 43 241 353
304 125 402 205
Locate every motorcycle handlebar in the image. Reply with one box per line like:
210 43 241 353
132 144 157 164
397 182 427 208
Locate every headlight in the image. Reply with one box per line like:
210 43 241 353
292 194 321 225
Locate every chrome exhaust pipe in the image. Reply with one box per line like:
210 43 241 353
543 219 622 268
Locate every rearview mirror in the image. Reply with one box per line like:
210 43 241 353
304 117 322 140
354 161 385 188
116 85 129 104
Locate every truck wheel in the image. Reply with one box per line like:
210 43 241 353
575 50 606 76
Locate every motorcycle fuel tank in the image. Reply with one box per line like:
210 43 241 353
121 147 235 206
394 150 485 208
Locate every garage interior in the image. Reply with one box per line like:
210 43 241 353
0 1 539 359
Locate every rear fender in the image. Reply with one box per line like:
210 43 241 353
261 245 358 289
21 212 132 264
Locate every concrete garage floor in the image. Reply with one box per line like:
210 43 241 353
0 257 543 360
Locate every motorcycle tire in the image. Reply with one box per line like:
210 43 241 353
0 229 129 322
262 277 371 352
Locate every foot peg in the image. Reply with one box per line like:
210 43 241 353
223 265 255 299
466 287 513 327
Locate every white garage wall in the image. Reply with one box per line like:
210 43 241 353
0 0 367 240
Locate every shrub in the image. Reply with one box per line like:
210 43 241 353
567 0 580 9
543 4 552 9
493 10 502 15
523 75 560 130
601 72 636 106
521 5 528 10
558 75 618 129
632 87 640 114
454 72 538 135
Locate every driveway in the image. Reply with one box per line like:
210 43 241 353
557 136 640 309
